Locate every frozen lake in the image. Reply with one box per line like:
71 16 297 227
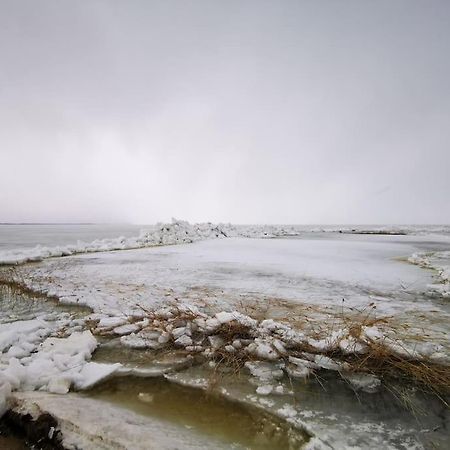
1 223 449 449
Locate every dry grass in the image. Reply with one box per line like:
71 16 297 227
101 301 450 400
214 321 254 341
183 303 449 399
344 340 450 399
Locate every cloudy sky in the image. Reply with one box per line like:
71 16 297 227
1 1 449 224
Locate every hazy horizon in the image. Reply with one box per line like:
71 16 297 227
1 221 449 227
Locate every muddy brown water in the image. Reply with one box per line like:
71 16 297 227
85 376 309 449
0 435 28 450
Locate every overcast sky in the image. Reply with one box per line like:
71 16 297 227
1 1 449 224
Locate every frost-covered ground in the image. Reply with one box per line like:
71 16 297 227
1 221 449 449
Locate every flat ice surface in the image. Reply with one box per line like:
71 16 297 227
145 235 430 295
16 234 444 312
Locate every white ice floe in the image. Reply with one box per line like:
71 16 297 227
277 403 298 418
286 356 318 378
341 372 381 393
112 323 141 335
0 327 120 397
97 316 128 329
256 384 273 395
246 338 281 360
245 361 284 382
314 355 345 371
0 319 50 355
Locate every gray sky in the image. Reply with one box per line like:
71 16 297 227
1 0 449 224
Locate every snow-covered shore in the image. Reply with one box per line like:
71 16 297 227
1 221 449 448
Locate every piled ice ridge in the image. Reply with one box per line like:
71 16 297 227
0 220 227 265
0 219 314 266
5 219 445 267
409 250 450 298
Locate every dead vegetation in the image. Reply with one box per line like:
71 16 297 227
88 300 450 404
343 339 450 399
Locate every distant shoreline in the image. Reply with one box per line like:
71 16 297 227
0 223 97 225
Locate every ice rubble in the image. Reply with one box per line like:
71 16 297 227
0 219 311 266
0 219 224 265
91 303 447 393
409 250 450 298
0 320 120 417
2 299 439 412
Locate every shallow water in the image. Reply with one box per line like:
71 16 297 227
0 284 89 325
0 434 28 450
90 331 450 449
89 341 450 450
170 365 450 449
87 376 309 450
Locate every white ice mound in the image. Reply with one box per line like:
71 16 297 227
0 319 50 354
0 330 120 395
341 372 381 393
0 219 231 265
0 219 320 266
